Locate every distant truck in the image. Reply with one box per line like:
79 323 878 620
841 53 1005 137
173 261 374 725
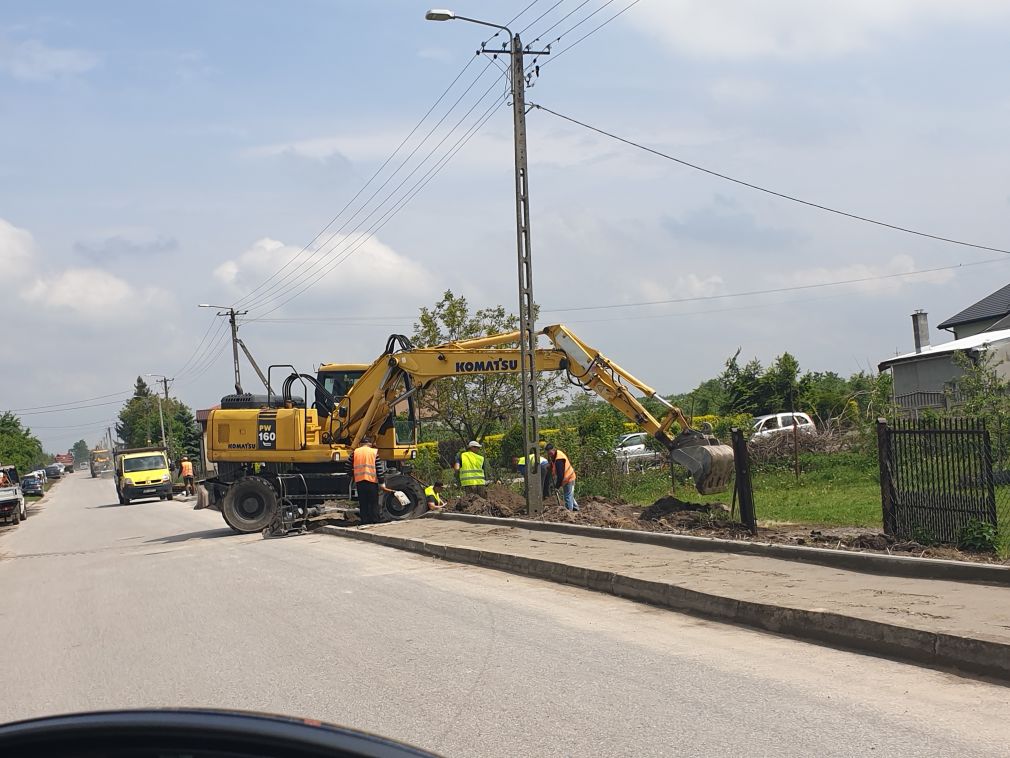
113 446 173 504
0 465 27 525
89 449 112 478
55 452 75 473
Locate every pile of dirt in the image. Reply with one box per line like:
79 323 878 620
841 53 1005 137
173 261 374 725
540 496 643 530
449 484 527 518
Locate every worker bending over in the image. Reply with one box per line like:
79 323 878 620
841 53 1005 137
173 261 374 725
424 481 444 510
454 440 491 498
545 443 578 511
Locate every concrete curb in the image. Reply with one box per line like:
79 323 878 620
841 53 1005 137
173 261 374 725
427 512 1010 586
320 524 1010 681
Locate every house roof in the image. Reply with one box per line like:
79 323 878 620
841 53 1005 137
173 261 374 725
937 282 1010 331
878 327 1010 371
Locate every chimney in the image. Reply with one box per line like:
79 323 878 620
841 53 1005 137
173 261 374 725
912 310 929 354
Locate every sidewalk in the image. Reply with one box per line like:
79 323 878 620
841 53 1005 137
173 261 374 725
322 517 1010 680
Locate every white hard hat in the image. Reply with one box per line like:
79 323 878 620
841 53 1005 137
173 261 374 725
468 440 481 448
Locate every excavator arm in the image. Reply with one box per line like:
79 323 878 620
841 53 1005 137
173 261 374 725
336 325 733 494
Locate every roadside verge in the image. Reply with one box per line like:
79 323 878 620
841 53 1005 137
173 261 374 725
320 518 1010 682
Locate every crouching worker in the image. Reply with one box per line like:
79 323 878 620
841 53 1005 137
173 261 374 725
425 481 445 510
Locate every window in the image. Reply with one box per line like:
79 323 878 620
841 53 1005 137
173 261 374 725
124 454 167 473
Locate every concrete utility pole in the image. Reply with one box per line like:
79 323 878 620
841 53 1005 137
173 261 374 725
199 304 249 395
425 9 551 515
146 373 173 401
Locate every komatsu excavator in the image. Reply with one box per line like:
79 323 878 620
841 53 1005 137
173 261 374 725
197 324 734 534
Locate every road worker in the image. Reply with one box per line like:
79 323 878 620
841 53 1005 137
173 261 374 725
517 450 550 497
180 456 196 497
545 443 578 511
352 436 382 522
424 481 445 510
454 440 490 498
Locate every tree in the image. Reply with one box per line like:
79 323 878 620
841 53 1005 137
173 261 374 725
0 413 46 473
413 291 564 442
171 404 202 461
116 377 202 461
71 439 90 462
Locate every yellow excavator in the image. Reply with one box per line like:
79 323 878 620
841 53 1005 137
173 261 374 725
196 324 734 534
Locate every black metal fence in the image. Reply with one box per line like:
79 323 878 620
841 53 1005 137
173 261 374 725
877 417 1004 543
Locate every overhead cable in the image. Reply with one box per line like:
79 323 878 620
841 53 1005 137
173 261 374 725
531 103 1010 257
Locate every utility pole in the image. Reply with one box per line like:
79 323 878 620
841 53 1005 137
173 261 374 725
146 374 173 401
425 9 550 516
199 304 249 395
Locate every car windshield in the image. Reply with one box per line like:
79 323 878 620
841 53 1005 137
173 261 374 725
123 455 166 473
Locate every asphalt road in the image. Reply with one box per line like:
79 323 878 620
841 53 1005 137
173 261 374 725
1 473 1009 757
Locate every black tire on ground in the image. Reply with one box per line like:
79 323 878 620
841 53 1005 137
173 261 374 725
221 477 278 533
11 505 19 526
122 496 130 505
378 474 427 522
166 493 174 500
20 501 27 520
159 495 166 501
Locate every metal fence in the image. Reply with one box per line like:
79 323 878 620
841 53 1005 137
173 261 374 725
877 417 1006 543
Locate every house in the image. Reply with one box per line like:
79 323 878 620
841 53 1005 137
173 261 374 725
878 305 1010 413
936 282 1010 339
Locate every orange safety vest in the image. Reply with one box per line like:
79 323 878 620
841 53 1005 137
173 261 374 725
181 461 194 478
554 449 577 485
352 446 378 483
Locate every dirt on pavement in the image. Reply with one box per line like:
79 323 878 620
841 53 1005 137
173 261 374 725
446 486 1008 564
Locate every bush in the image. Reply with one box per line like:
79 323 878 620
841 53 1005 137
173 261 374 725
957 519 999 553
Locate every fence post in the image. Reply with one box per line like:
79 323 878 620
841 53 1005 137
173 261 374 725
730 427 756 534
982 422 998 527
876 417 896 536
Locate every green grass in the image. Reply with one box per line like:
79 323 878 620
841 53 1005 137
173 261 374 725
606 451 883 529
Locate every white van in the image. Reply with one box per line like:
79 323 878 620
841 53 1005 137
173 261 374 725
752 412 816 439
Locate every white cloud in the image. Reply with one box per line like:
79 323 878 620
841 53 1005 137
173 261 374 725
0 217 36 274
782 254 952 296
23 268 136 315
0 36 97 80
628 1 1010 59
213 234 435 312
709 78 770 105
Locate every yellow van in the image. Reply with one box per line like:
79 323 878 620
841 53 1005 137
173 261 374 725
114 447 172 504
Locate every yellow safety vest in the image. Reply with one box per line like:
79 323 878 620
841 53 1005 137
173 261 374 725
424 485 442 505
459 450 486 487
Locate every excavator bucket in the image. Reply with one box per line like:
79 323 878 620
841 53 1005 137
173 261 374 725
669 431 735 495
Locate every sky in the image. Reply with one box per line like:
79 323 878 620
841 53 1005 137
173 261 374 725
2 0 1010 452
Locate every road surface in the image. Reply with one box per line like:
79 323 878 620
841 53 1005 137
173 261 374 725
1 472 1008 757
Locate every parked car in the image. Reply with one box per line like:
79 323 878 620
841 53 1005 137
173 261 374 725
752 412 817 439
613 432 664 468
21 474 44 497
30 468 47 484
0 465 27 525
45 463 64 480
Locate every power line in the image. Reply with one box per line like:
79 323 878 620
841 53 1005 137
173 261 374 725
244 73 510 318
13 398 130 417
175 328 232 385
525 0 594 47
540 0 642 67
7 391 131 413
26 418 116 430
518 0 567 35
172 315 220 377
531 103 1010 256
543 257 1010 314
175 321 229 381
236 59 491 311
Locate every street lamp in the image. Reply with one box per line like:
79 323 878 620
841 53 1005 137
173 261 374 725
198 303 248 394
144 375 168 452
426 9 549 515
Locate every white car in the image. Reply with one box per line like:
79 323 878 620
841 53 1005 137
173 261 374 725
613 432 664 467
30 469 47 484
752 412 816 439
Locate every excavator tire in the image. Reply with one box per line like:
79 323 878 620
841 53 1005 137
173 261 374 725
222 477 278 534
378 474 426 522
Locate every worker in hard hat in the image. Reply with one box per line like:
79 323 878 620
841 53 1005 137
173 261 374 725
180 456 196 497
424 481 445 510
545 443 578 511
353 436 382 522
454 440 490 498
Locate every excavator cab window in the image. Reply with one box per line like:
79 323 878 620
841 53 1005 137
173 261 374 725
315 370 364 416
